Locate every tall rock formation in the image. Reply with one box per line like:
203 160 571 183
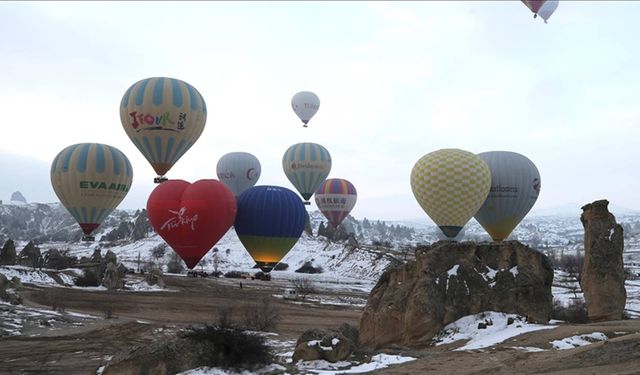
580 199 626 321
359 240 553 349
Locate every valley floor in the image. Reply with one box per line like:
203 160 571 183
2 273 640 374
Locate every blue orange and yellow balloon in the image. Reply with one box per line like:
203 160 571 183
282 142 331 204
216 152 261 197
410 148 491 238
50 143 133 240
315 178 357 228
120 77 207 182
291 91 320 127
474 151 541 242
234 186 306 273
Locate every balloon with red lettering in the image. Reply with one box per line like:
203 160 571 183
410 148 491 239
216 152 261 197
474 151 541 242
522 0 558 23
120 77 207 183
315 178 357 228
291 91 320 127
146 179 236 269
282 142 332 204
234 186 306 273
50 143 133 241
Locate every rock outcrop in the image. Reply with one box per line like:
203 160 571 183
10 191 27 204
0 273 23 305
293 323 359 363
102 262 125 290
359 240 553 349
580 199 626 321
0 239 16 265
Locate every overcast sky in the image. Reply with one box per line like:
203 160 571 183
1 1 639 221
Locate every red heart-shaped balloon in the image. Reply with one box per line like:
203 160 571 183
147 179 237 269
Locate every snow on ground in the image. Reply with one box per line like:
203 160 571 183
296 354 416 374
0 265 78 287
432 312 557 351
0 300 99 337
550 332 608 350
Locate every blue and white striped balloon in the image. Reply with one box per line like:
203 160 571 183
120 77 207 179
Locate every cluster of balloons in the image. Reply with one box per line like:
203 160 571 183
410 149 541 242
521 0 559 23
49 79 359 273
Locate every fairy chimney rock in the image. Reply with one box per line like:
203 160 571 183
580 199 626 322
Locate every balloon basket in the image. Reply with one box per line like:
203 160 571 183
154 176 168 184
304 201 311 206
82 235 95 242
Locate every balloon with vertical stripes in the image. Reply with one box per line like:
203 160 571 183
474 151 541 242
50 143 133 237
315 178 357 228
120 77 207 181
282 142 332 203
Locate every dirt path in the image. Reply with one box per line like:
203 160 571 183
0 275 364 374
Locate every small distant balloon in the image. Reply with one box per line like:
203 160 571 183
291 91 320 127
50 143 133 241
120 77 207 183
282 142 332 204
216 152 261 197
410 148 491 239
521 0 558 23
315 178 357 228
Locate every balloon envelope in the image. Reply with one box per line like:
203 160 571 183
120 77 207 178
146 179 236 269
410 148 491 238
282 142 332 202
474 151 541 242
291 91 320 126
315 178 357 228
521 0 545 14
216 152 261 197
234 186 306 273
538 0 558 22
50 143 133 236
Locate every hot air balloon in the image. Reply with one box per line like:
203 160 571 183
120 77 207 183
410 148 491 239
50 143 133 241
234 186 306 273
315 178 357 228
216 152 261 197
146 179 236 269
291 91 320 127
282 142 331 205
537 0 558 23
474 151 541 242
522 0 558 22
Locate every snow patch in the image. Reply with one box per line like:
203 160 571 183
550 332 608 350
433 311 557 351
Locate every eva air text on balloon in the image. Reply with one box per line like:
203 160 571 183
128 111 188 131
79 181 130 192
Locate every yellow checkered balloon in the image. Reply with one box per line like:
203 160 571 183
410 148 491 238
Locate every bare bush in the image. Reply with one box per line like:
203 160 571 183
216 305 236 328
180 324 272 369
166 252 185 274
291 277 317 301
551 298 588 324
241 297 281 331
